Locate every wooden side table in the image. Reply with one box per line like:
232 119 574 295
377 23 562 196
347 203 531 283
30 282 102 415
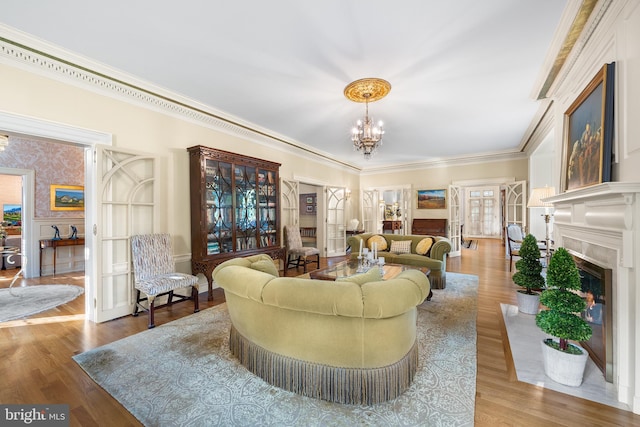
382 220 403 234
39 238 85 276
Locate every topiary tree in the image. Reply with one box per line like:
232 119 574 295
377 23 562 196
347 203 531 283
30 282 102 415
535 247 592 352
512 234 545 294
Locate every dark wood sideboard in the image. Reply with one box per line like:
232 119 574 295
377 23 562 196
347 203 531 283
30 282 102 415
411 218 447 237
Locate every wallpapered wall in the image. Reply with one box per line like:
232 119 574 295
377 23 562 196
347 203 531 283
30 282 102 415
0 136 84 218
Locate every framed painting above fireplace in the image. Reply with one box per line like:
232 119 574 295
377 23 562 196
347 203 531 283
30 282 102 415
561 62 615 192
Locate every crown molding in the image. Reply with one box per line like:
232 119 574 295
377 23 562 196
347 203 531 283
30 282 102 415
359 150 528 176
532 0 614 101
0 25 361 174
1 24 531 176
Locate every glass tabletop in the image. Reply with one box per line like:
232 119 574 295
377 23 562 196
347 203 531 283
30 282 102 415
309 259 429 281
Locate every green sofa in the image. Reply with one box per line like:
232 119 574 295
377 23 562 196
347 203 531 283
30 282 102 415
346 233 451 289
212 254 431 405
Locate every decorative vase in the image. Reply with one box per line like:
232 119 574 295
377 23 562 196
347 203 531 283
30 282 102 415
516 290 540 315
541 338 589 387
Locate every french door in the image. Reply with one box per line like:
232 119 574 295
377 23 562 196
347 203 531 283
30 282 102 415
448 184 462 257
466 186 501 238
87 146 158 323
325 186 346 257
280 178 299 229
361 190 378 233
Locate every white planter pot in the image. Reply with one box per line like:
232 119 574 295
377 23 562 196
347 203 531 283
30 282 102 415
541 338 589 387
516 290 540 315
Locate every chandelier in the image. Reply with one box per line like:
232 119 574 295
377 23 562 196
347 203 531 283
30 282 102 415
344 78 391 159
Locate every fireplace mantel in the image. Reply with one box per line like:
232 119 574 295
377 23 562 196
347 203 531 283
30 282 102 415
544 182 640 413
545 182 640 203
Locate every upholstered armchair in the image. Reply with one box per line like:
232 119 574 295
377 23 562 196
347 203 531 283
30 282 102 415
284 225 320 273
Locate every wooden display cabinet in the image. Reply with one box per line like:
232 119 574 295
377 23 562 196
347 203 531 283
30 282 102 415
188 145 284 299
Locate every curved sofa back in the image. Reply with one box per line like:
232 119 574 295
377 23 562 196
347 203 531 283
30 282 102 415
213 254 430 319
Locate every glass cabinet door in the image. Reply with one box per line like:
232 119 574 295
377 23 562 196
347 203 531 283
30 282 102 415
257 169 277 247
205 159 233 254
234 164 257 251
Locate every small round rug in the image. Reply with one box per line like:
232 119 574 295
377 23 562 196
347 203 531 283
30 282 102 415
0 284 84 322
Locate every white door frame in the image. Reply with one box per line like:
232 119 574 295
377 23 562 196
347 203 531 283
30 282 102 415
0 110 112 322
0 167 34 275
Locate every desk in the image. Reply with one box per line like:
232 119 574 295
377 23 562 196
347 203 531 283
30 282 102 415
39 238 85 276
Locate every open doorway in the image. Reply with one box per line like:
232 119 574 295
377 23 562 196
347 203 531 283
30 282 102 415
299 183 320 249
1 112 112 323
0 174 24 277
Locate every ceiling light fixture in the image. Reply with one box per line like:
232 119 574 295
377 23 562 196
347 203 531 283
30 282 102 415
344 78 391 159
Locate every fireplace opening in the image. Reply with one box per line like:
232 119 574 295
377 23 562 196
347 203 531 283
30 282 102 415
570 250 613 382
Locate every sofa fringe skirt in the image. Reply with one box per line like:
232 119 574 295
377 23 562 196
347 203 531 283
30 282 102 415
229 324 419 405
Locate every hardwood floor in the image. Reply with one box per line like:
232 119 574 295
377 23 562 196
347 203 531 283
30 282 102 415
1 239 638 426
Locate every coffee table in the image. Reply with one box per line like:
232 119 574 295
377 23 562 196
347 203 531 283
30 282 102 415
309 259 432 300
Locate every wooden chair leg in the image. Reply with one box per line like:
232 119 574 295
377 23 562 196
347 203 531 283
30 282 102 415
133 290 141 316
192 286 200 313
168 290 174 306
148 295 156 329
509 255 514 272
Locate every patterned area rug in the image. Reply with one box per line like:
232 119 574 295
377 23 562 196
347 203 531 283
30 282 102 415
0 284 84 322
73 273 478 426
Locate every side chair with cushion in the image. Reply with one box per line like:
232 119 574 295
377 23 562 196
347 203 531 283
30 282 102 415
284 225 320 273
130 233 199 328
506 224 547 271
506 224 522 272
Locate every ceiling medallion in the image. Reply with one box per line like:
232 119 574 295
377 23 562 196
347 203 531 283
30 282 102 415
344 78 391 159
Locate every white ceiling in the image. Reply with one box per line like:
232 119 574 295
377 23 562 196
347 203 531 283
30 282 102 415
1 0 568 170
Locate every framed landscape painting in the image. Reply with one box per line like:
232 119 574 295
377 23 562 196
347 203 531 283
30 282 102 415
50 184 85 211
3 204 21 225
562 62 614 192
417 189 446 209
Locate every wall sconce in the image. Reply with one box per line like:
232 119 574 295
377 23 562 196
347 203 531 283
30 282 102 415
345 189 351 201
0 135 8 152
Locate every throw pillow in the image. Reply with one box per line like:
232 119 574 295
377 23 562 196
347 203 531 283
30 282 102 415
250 259 279 277
416 237 435 256
336 266 381 285
367 235 388 251
389 240 412 254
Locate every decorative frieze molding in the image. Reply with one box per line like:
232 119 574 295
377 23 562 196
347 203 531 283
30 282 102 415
0 33 359 172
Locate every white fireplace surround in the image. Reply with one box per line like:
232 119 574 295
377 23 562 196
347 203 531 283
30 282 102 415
546 182 640 413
